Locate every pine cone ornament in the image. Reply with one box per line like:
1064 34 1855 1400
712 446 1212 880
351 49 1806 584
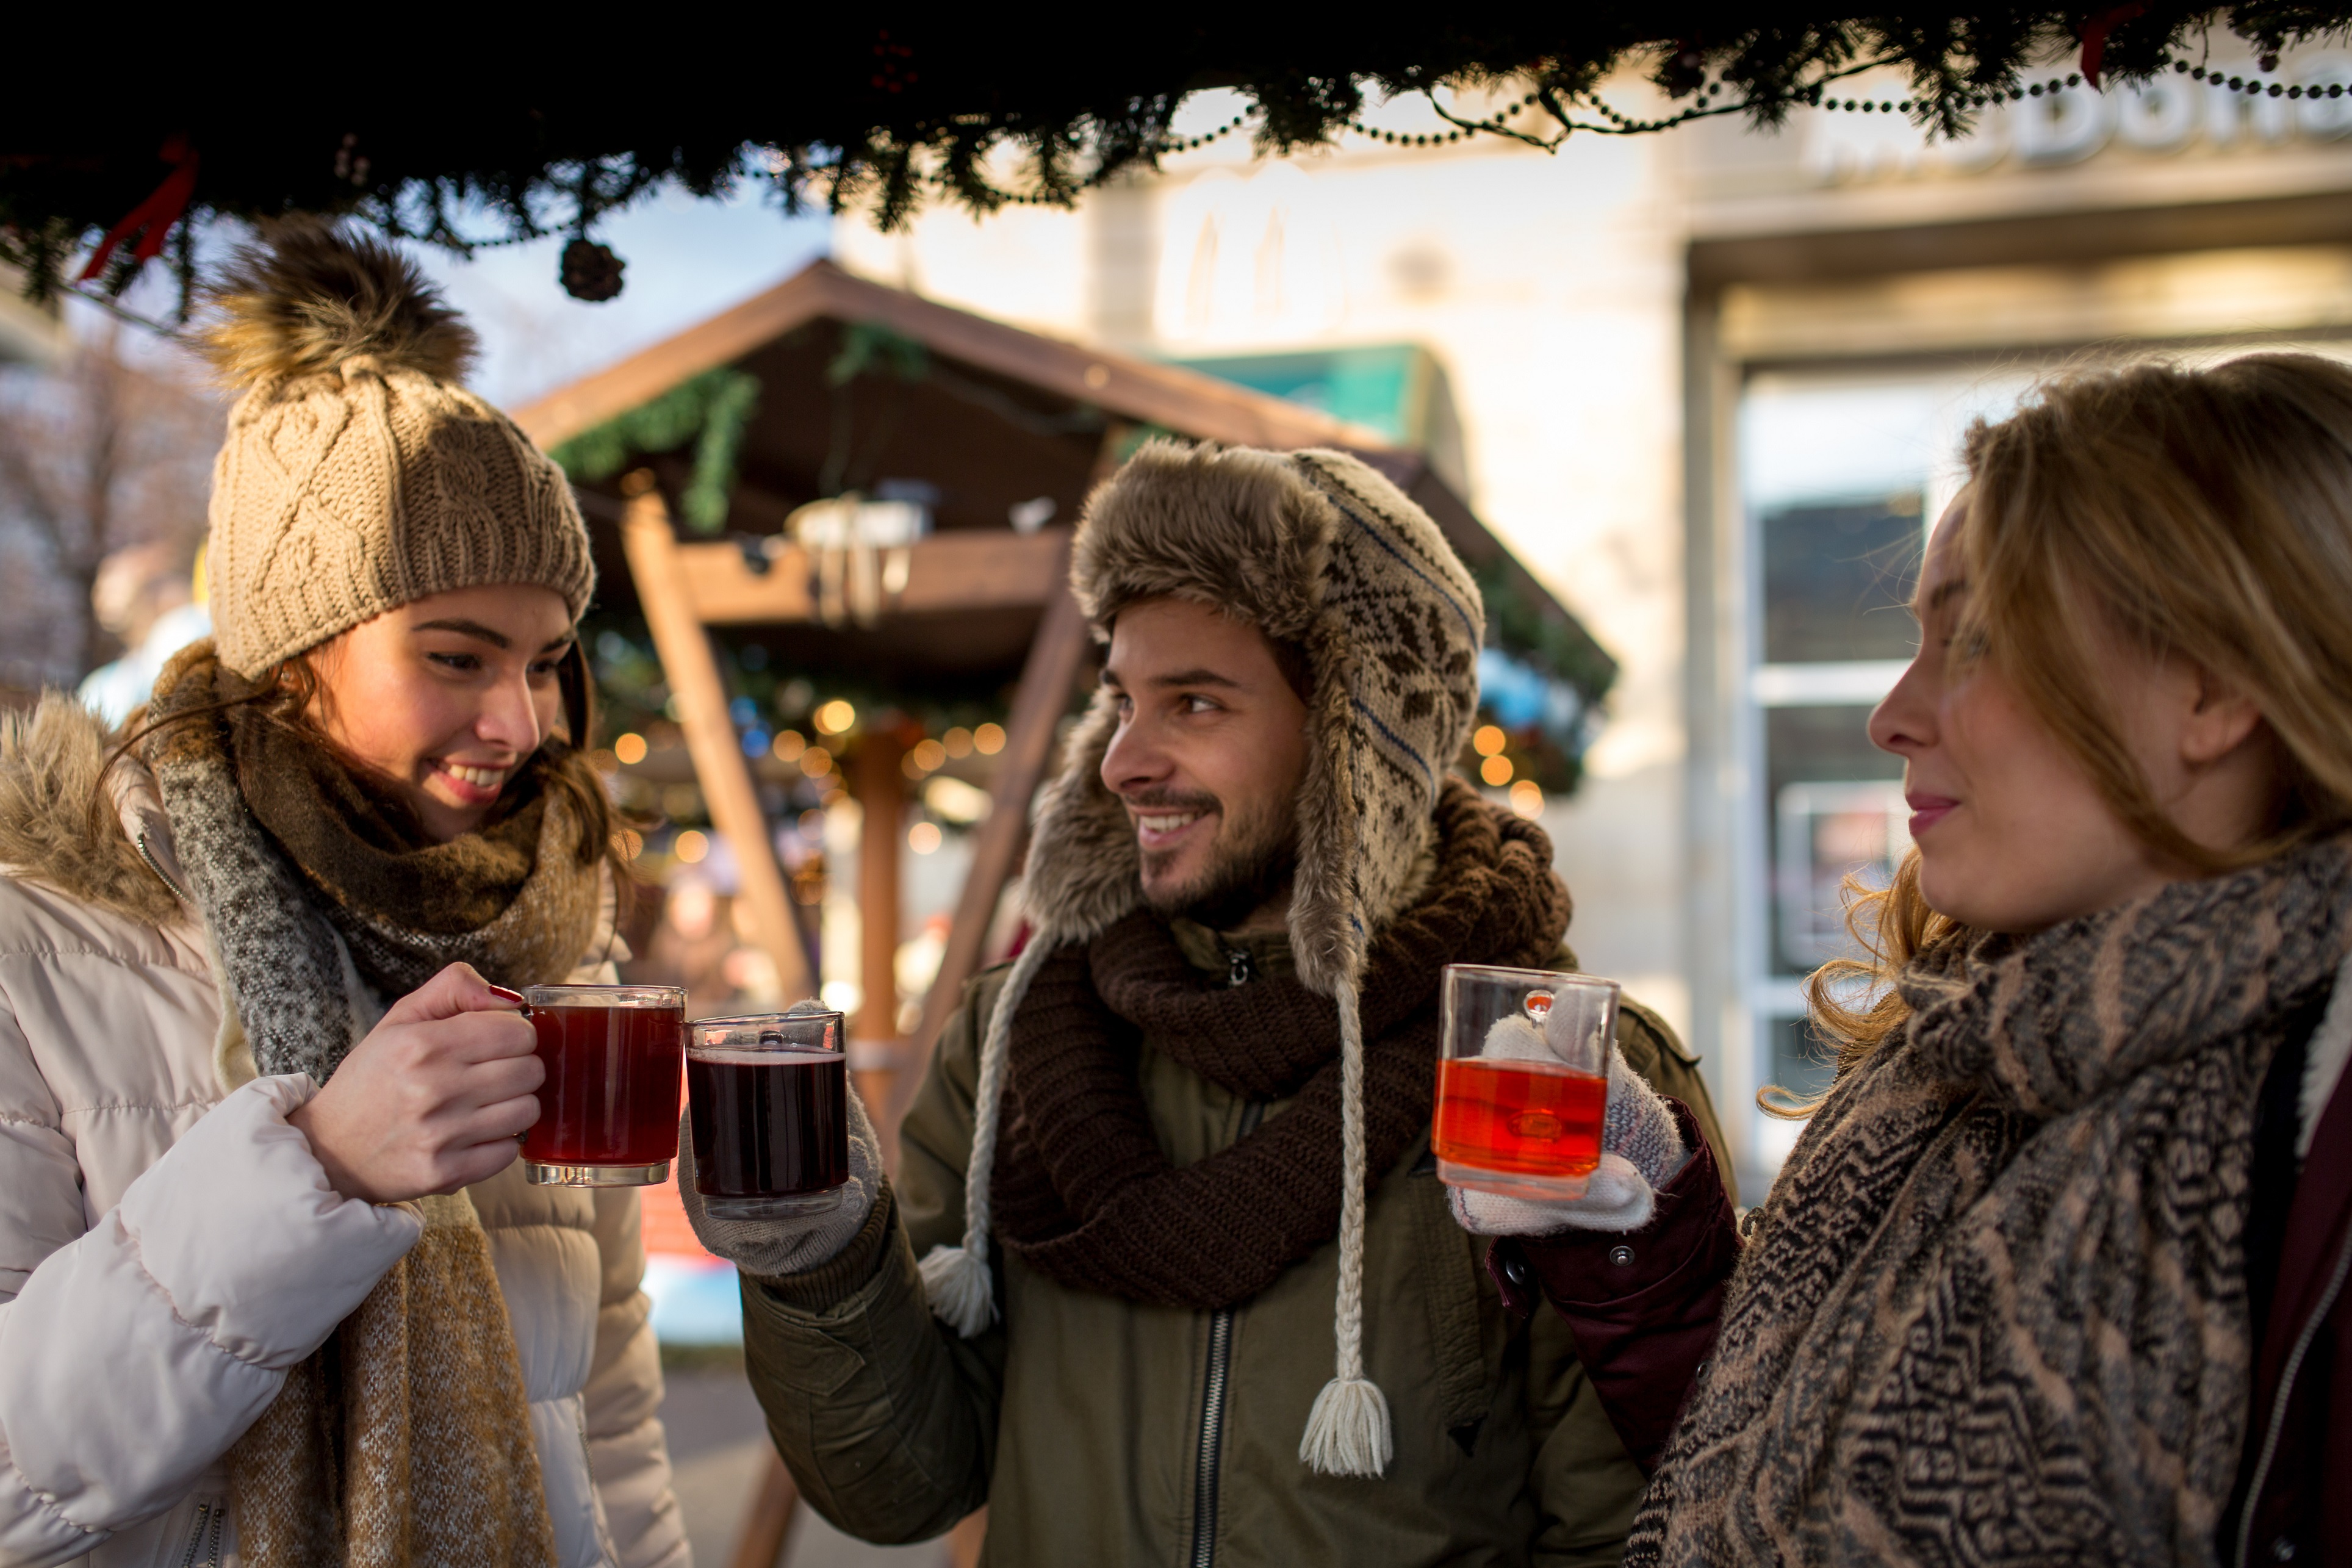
560 238 625 302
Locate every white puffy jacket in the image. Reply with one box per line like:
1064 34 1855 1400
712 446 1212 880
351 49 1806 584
0 702 689 1568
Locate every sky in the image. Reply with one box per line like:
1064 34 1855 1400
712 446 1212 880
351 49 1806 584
408 185 833 409
65 182 834 412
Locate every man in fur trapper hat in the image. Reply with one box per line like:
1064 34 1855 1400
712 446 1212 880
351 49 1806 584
687 442 1735 1563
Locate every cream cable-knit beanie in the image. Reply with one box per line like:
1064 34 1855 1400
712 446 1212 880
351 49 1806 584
198 220 594 677
917 442 1484 1479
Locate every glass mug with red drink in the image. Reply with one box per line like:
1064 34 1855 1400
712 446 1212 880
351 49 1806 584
1432 965 1617 1199
520 984 686 1187
686 1010 851 1218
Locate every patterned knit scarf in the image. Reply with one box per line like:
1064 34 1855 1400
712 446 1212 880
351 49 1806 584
142 644 595 1567
989 779 1569 1308
1628 838 2352 1568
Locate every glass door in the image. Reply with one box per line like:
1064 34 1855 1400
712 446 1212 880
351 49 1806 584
1735 370 2028 1166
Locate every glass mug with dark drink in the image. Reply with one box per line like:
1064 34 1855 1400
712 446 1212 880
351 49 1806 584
686 1010 851 1218
520 984 686 1187
1432 965 1617 1200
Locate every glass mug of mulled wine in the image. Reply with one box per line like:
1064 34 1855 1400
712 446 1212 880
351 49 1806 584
1432 965 1617 1201
519 984 687 1187
685 1010 851 1218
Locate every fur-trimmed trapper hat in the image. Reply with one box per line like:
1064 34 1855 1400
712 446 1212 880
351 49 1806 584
918 441 1484 1480
198 219 594 677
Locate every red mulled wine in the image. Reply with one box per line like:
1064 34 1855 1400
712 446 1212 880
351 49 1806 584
686 1010 849 1218
520 985 685 1187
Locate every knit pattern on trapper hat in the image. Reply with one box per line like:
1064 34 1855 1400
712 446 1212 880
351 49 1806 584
197 219 594 678
915 441 1484 1480
1024 442 1484 982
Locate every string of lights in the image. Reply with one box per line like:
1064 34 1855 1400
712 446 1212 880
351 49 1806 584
1329 51 2339 156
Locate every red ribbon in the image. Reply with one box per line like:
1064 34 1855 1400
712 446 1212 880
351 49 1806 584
2079 4 2148 91
77 134 200 284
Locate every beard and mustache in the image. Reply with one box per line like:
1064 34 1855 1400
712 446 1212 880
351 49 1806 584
1132 788 1297 929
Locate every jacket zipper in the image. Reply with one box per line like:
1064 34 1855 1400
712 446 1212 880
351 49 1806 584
2232 1220 2352 1567
1190 1099 1264 1568
137 831 192 905
1191 1308 1237 1568
179 1500 224 1568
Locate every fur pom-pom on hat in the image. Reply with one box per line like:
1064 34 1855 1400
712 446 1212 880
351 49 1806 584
196 220 593 678
200 218 478 390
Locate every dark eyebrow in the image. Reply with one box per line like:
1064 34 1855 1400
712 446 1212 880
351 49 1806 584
1145 667 1245 690
1922 577 1969 614
412 619 575 655
1099 664 1249 692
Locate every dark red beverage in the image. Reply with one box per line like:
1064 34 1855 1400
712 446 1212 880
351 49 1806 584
522 994 684 1176
688 1046 848 1215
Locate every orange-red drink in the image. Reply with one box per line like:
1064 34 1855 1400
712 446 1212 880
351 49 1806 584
1433 1057 1606 1178
1437 963 1617 1199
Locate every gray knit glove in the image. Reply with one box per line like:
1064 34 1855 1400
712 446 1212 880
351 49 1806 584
677 1074 883 1279
1447 1031 1690 1237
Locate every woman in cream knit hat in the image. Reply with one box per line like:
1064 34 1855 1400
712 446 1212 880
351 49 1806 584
0 221 686 1567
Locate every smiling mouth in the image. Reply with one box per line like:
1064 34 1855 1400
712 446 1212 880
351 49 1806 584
432 760 511 801
1128 802 1215 851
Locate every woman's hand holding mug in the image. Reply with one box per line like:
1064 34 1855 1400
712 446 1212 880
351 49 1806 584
1448 1040 1690 1236
288 962 543 1203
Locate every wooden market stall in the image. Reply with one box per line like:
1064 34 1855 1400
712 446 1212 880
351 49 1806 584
512 257 1611 1567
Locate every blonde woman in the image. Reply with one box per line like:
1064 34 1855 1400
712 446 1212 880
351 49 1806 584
0 225 685 1567
1479 355 2352 1566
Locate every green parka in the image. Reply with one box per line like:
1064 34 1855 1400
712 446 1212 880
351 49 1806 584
741 924 1730 1567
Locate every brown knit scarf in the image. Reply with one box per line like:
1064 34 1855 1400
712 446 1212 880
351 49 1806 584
142 644 586 1567
1628 836 2352 1567
228 686 606 1006
990 778 1569 1308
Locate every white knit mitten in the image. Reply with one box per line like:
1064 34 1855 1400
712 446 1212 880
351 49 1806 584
1448 1026 1689 1237
677 1079 883 1279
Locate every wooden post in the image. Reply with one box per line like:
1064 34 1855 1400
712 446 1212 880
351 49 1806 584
886 566 1093 1131
948 1508 987 1568
724 1453 799 1568
851 728 907 1117
619 473 814 1001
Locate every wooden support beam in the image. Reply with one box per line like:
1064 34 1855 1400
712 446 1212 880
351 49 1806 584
620 475 815 1004
948 1508 987 1568
675 527 1070 626
886 561 1092 1131
852 728 907 1123
724 1453 800 1568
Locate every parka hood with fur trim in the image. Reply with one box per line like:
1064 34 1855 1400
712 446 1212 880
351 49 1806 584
0 694 186 928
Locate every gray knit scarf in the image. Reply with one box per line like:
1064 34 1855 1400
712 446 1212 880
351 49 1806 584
1630 837 2352 1567
143 646 602 1082
140 644 583 1566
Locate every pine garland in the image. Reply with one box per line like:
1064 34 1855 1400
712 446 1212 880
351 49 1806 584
9 10 2334 307
550 368 761 533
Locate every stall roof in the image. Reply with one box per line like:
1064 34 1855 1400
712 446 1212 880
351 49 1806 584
514 257 1383 456
515 258 1611 692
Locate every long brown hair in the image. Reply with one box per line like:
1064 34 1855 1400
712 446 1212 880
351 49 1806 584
1783 353 2352 1108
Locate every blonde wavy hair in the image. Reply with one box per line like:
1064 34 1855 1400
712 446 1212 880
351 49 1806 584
1778 353 2352 1110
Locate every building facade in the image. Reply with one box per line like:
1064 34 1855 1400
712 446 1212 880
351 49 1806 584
836 47 2352 1196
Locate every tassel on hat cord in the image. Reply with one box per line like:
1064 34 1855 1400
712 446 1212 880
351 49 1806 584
1299 973 1395 1478
921 935 1053 1336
